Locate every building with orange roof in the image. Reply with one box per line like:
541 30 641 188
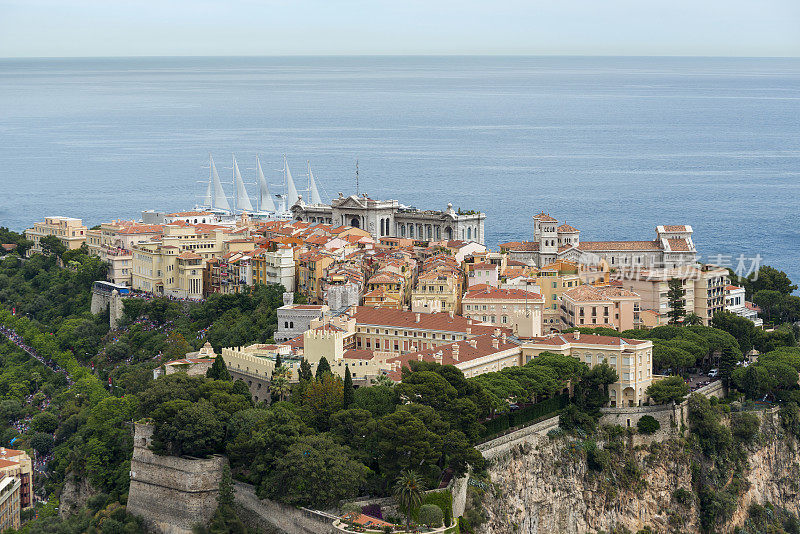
251 246 295 290
297 250 336 303
560 284 641 331
86 220 165 286
462 284 544 337
131 223 253 298
387 331 523 380
0 448 32 511
503 213 697 270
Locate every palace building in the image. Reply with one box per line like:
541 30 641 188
291 193 486 244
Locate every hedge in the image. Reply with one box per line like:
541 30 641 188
480 393 568 439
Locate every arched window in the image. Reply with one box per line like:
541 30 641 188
467 227 472 240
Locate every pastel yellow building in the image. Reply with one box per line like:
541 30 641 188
521 331 655 407
24 216 87 255
131 224 251 298
87 221 163 286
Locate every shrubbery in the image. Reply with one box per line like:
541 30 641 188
636 415 660 435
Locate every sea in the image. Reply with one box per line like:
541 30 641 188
1 56 799 284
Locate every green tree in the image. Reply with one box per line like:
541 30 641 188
270 369 291 404
30 432 55 454
263 434 369 507
418 504 444 528
39 235 66 257
637 415 660 434
303 374 343 430
667 278 686 324
753 290 784 323
719 345 741 387
646 376 690 405
30 411 59 433
343 365 355 408
747 265 797 297
298 359 313 382
206 354 232 381
315 356 331 379
394 470 424 531
164 331 191 361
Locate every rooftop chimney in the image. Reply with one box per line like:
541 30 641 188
466 327 471 334
574 330 581 340
494 328 500 336
415 313 421 323
417 353 424 361
468 339 478 348
449 311 454 319
501 333 507 343
452 344 459 361
492 338 499 349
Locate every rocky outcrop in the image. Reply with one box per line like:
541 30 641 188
479 417 800 533
59 472 96 519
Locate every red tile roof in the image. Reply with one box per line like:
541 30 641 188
388 333 519 369
557 223 579 233
577 241 661 252
464 284 543 301
666 238 692 252
525 332 649 347
533 212 558 222
349 306 507 336
500 241 540 252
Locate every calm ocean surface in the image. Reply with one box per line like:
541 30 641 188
1 56 799 283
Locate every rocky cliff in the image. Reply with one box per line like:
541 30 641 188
478 417 800 533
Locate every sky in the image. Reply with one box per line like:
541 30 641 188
1 0 799 57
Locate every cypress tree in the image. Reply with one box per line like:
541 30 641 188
275 353 282 370
206 354 231 381
299 358 313 382
315 356 331 379
343 365 354 408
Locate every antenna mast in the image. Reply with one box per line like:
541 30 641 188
355 160 359 196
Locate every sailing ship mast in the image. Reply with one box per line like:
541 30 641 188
256 155 276 213
232 155 254 214
210 155 231 212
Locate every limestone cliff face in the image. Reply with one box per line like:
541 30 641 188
479 430 800 534
59 472 96 519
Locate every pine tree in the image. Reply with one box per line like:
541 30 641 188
206 354 231 381
667 278 686 324
315 356 331 379
343 365 354 408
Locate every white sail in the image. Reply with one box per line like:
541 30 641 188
256 156 276 212
202 166 213 207
233 156 254 212
307 161 323 205
210 155 231 211
285 156 299 207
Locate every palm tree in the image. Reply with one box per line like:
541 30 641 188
394 469 424 531
684 313 703 326
270 375 291 403
371 374 394 388
269 364 291 402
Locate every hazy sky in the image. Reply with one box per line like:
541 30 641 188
1 0 799 57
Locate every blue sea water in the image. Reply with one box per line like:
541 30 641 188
1 56 799 283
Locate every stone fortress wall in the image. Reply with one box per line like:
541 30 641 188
127 423 226 534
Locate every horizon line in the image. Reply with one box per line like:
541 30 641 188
2 53 800 60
